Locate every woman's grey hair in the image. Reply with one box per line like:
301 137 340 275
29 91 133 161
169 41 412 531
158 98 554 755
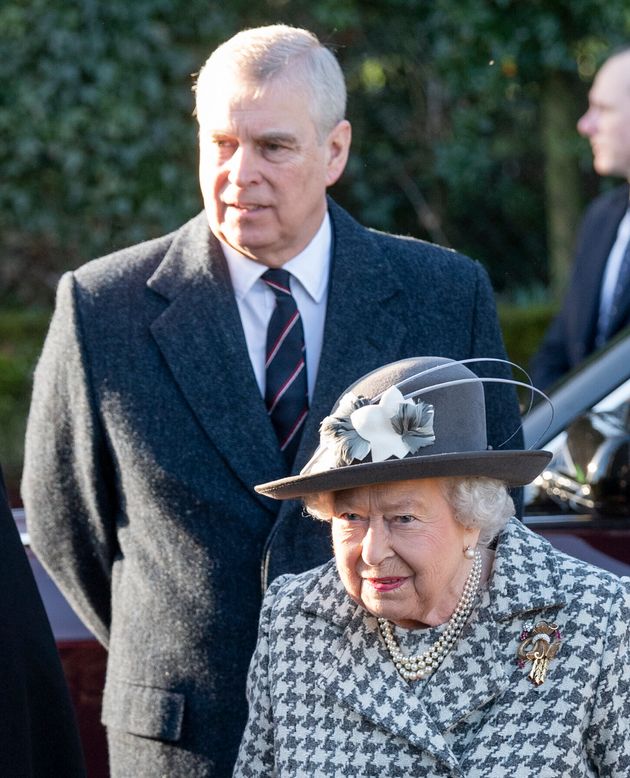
194 24 346 141
438 477 514 546
304 476 514 547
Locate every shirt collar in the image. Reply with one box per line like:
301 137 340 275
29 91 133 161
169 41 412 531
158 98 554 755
221 212 332 302
618 205 630 235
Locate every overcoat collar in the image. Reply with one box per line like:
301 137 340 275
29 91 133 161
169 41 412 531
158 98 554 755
146 201 406 510
291 198 407 473
300 519 565 774
147 211 285 510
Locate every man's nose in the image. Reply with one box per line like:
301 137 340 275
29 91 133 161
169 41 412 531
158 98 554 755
577 108 595 138
361 520 393 567
227 145 261 187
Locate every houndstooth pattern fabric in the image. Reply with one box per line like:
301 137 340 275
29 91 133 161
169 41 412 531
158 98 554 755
233 518 630 777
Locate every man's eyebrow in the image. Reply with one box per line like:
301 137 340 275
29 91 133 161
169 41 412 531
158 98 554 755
255 131 298 144
205 129 299 144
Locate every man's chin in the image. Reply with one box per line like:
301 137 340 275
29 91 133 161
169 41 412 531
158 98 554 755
593 158 624 179
214 225 269 261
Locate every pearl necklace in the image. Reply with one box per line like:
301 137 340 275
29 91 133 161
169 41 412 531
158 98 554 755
377 550 482 682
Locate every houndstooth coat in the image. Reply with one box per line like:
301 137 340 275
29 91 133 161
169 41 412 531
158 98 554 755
233 517 630 777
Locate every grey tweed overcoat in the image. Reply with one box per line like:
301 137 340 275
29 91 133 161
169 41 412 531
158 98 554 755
22 200 521 777
234 518 630 777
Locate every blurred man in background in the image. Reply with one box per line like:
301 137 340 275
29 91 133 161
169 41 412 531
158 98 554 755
531 48 630 390
23 24 521 777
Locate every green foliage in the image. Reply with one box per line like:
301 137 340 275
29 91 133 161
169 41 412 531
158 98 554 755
2 0 630 302
498 300 556 372
422 0 629 289
0 0 246 299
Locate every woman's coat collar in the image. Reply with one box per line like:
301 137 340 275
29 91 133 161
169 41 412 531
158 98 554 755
296 518 566 775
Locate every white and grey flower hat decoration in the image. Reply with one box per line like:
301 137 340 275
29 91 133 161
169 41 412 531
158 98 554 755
319 385 436 466
255 356 552 500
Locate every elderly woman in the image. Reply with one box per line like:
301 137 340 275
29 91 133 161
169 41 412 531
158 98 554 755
233 357 630 777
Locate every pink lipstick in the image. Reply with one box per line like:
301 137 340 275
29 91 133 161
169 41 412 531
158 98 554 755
367 577 406 592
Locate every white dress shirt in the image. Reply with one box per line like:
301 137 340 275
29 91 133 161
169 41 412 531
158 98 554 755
596 205 630 344
221 213 331 400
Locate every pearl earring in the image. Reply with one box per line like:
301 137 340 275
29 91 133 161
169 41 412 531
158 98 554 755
464 545 476 559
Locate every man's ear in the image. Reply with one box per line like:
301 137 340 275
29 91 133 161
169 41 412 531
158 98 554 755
325 120 352 187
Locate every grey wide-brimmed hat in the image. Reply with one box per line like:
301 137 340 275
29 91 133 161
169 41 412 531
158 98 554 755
256 356 552 499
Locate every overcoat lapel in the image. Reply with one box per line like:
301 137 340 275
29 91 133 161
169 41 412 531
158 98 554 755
145 202 417 509
422 520 566 735
419 601 510 735
580 185 629 349
147 213 286 509
320 611 463 773
607 186 630 335
292 200 408 475
270 203 411 561
302 564 462 774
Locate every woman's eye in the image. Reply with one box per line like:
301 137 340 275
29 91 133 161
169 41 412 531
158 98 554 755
394 514 416 525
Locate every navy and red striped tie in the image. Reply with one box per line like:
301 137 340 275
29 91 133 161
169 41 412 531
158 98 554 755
262 269 309 463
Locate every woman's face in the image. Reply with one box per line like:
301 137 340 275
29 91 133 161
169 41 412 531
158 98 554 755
330 478 480 629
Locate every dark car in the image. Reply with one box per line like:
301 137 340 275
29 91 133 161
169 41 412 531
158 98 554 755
14 332 630 773
522 328 630 576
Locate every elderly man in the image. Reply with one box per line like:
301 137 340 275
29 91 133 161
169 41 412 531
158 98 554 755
531 48 630 390
23 25 521 778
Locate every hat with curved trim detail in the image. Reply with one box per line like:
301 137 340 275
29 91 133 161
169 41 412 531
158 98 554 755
255 356 552 499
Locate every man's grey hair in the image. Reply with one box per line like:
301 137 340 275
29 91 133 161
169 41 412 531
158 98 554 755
305 476 514 547
194 24 346 140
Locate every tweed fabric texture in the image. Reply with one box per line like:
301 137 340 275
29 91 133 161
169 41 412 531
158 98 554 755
23 199 522 777
234 518 630 777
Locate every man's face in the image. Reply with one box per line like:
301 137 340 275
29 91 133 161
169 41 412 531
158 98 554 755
577 53 630 180
197 76 350 267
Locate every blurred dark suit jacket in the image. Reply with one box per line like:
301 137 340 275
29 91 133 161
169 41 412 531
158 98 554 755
0 465 85 777
531 183 630 390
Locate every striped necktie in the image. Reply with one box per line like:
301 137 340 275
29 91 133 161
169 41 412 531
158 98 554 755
262 269 309 463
